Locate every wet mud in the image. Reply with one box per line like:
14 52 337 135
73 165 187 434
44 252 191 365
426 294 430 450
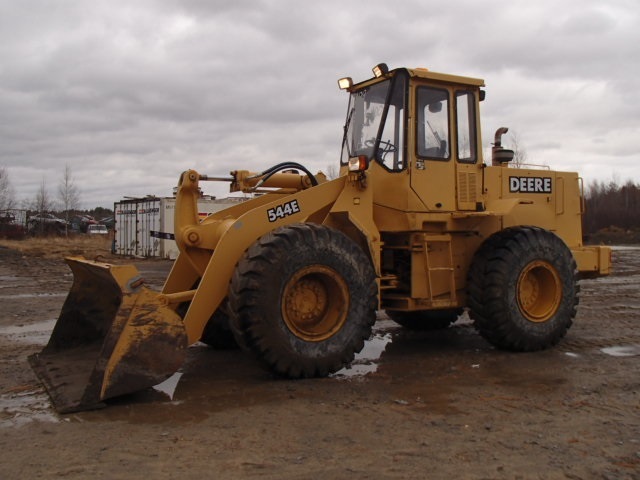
0 245 639 478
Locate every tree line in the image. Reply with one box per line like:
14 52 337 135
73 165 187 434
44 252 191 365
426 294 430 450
1 164 81 214
584 179 640 234
1 164 90 236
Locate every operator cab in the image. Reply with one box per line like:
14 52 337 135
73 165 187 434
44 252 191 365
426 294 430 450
338 63 486 213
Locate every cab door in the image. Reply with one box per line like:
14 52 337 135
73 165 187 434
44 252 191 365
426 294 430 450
410 86 482 212
410 85 456 211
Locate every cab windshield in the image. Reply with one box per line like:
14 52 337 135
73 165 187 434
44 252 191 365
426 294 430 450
340 72 407 171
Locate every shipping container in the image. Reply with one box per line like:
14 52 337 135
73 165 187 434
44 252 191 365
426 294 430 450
113 197 243 258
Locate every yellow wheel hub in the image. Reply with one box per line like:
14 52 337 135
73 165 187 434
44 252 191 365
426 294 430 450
282 265 349 341
517 260 562 323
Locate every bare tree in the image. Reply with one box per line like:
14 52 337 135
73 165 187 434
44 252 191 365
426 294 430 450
58 164 80 235
27 177 53 236
0 166 15 210
34 177 52 213
508 131 528 168
325 164 339 180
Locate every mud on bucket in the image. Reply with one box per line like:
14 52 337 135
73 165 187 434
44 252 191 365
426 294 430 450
29 257 187 413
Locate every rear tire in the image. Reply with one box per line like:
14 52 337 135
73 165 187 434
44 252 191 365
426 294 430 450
178 299 238 350
387 308 462 330
200 303 238 350
467 226 578 351
229 223 377 378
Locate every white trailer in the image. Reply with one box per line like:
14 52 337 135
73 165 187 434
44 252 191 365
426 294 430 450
113 196 243 259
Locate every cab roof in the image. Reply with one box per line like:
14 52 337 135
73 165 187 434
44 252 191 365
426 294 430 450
347 66 485 91
406 67 485 87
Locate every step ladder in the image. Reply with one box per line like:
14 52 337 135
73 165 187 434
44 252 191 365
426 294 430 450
422 234 456 303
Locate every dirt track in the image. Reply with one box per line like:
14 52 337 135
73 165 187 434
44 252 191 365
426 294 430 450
0 240 639 479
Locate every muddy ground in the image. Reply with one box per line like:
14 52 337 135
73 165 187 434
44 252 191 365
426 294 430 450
0 238 638 479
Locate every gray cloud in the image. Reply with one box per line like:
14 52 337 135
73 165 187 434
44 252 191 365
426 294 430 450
0 0 638 208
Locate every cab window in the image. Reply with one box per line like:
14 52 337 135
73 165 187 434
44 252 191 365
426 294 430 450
456 91 477 163
340 72 407 172
416 87 450 160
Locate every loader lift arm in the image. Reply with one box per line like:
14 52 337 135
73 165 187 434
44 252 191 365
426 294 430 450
29 166 374 412
162 169 350 345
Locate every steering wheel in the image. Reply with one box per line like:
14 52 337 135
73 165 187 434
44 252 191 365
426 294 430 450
378 140 397 155
364 139 397 156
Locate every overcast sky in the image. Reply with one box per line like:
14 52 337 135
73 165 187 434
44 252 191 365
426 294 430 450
1 0 639 209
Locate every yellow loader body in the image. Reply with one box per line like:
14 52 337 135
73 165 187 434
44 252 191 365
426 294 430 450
30 64 611 413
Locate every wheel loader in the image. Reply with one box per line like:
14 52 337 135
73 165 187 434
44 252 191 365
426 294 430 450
30 63 611 413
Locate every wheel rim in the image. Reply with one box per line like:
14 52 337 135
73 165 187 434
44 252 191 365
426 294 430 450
517 260 562 322
282 265 349 342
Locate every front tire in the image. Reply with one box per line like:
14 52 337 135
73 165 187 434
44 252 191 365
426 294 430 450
229 223 378 378
467 226 578 351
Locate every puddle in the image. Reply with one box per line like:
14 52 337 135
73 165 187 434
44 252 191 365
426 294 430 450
0 319 56 345
0 275 21 283
153 372 184 400
5 326 393 426
600 345 640 357
0 390 60 428
332 332 393 378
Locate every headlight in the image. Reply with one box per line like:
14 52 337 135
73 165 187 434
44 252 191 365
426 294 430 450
338 77 353 90
372 63 389 78
348 155 369 172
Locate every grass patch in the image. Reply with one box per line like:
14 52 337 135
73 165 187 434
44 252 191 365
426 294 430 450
0 235 114 260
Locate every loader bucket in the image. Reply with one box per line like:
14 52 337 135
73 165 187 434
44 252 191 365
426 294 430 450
29 257 188 413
